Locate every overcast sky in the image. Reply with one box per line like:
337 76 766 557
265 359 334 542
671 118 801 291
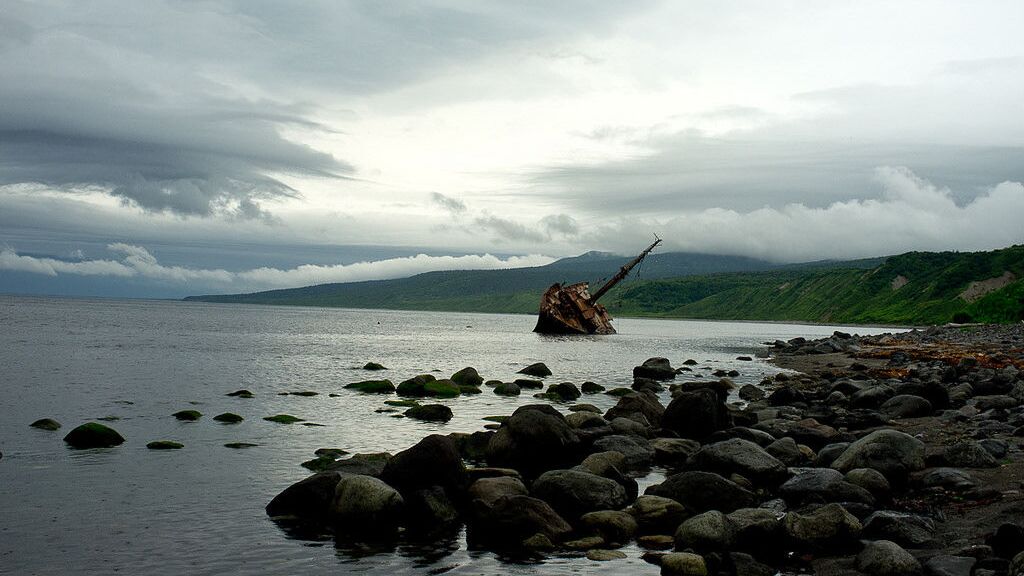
2 1 1023 296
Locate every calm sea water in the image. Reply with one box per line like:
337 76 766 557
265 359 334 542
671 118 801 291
0 295 898 575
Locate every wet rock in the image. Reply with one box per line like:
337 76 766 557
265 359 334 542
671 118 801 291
765 437 809 466
451 367 484 387
468 476 528 506
225 442 258 449
448 431 493 462
266 471 342 521
727 507 786 558
213 412 244 423
923 555 975 576
831 429 926 483
708 426 777 447
784 503 863 553
362 362 386 370
172 410 202 421
30 418 61 431
587 549 627 561
325 454 389 477
470 494 572 546
263 414 304 424
531 469 628 520
943 441 998 468
754 418 839 450
767 386 806 406
226 389 254 398
880 395 933 419
605 392 665 427
566 411 607 429
582 381 606 393
545 382 582 401
494 382 521 396
381 434 466 498
146 440 183 450
396 374 436 397
688 438 789 487
522 532 556 552
424 379 461 398
816 442 851 467
405 485 459 529
730 552 775 576
846 468 891 501
779 468 875 507
863 511 938 548
610 416 651 437
518 362 552 377
581 510 638 545
633 378 665 393
647 471 756 514
675 510 733 551
919 467 977 490
487 405 582 477
852 385 896 409
403 404 453 422
63 422 125 448
650 438 702 465
856 539 922 576
663 388 731 440
344 380 395 394
593 435 655 470
738 385 765 402
628 495 689 535
564 535 607 550
634 357 677 380
661 552 708 576
331 475 405 534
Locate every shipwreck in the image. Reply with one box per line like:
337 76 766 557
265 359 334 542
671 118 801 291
533 237 662 335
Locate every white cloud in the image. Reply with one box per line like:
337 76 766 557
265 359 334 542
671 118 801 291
0 244 555 292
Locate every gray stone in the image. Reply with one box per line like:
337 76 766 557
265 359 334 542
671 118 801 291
605 392 665 427
779 467 875 506
331 475 405 532
784 503 863 552
593 434 656 470
266 471 342 521
766 436 808 466
944 441 999 468
863 511 937 548
674 510 733 551
494 382 521 396
532 469 628 520
580 510 638 545
650 437 702 465
831 429 926 483
471 494 572 545
687 438 788 487
628 495 689 535
661 552 708 576
739 384 766 401
468 476 528 506
635 357 677 380
856 539 922 576
663 388 730 440
487 404 581 476
566 411 608 429
919 467 977 490
647 471 756 514
880 395 933 419
923 555 975 576
846 468 891 501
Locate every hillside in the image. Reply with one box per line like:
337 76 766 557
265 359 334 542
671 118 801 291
603 246 1024 325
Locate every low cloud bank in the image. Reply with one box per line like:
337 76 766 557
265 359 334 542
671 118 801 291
0 246 555 293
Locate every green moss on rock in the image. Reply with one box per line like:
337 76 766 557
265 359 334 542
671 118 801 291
424 379 461 398
263 414 304 424
213 413 244 424
396 374 436 397
363 362 387 370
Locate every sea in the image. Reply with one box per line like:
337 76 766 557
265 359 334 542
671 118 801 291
0 295 901 575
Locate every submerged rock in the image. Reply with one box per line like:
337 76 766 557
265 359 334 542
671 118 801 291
470 494 572 547
213 412 244 423
266 471 342 521
494 382 522 396
172 410 202 421
518 362 552 377
403 404 453 422
381 434 467 497
224 442 258 449
424 379 461 398
263 414 304 424
634 357 677 380
396 374 436 397
451 367 484 387
226 389 254 398
146 440 184 450
63 422 125 449
362 362 387 371
30 418 61 431
344 380 395 394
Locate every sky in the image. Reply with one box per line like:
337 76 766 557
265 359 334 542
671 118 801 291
1 1 1023 297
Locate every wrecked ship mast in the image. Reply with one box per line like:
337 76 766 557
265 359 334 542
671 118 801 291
533 237 662 335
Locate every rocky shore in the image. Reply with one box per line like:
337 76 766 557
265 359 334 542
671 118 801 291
266 324 1024 576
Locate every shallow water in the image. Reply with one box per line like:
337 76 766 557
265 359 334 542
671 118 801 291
0 295 897 575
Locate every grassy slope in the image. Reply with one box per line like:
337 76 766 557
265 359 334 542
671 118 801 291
604 246 1024 324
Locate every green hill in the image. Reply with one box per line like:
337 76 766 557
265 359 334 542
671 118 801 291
603 246 1024 324
186 246 1024 325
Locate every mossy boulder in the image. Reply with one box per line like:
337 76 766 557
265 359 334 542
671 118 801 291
173 410 202 421
404 404 453 422
63 422 125 448
263 414 304 424
581 382 605 393
147 440 184 450
30 418 61 431
363 362 387 371
213 412 244 424
451 367 484 387
494 382 522 396
226 389 254 398
518 362 552 377
385 399 419 407
605 387 634 397
424 379 461 398
513 378 544 389
546 382 582 401
345 379 396 394
397 374 436 397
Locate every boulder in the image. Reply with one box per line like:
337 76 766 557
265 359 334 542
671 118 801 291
362 362 386 370
610 416 651 437
650 438 702 465
730 552 775 576
674 510 733 551
404 485 459 529
592 435 655 471
451 367 484 387
923 555 975 576
831 429 926 483
213 412 244 423
575 451 639 501
688 438 788 487
380 434 467 497
531 469 628 520
514 378 544 389
765 437 809 466
566 412 607 429
344 380 395 394
172 410 202 421
919 467 976 491
634 357 677 380
468 476 528 506
628 495 689 535
856 539 922 576
518 362 552 377
784 503 863 552
605 392 665 426
727 507 786 558
587 549 627 561
880 395 933 419
943 441 999 468
396 374 436 396
266 471 342 520
647 471 756 514
779 467 875 506
545 382 582 401
486 404 582 476
863 511 937 548
846 468 891 501
493 382 521 396
331 475 405 533
581 510 638 545
424 379 461 398
582 381 606 393
63 422 125 448
146 440 183 450
403 404 453 422
738 385 765 402
470 494 572 546
852 385 896 409
986 522 1024 559
663 388 730 440
661 552 708 576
